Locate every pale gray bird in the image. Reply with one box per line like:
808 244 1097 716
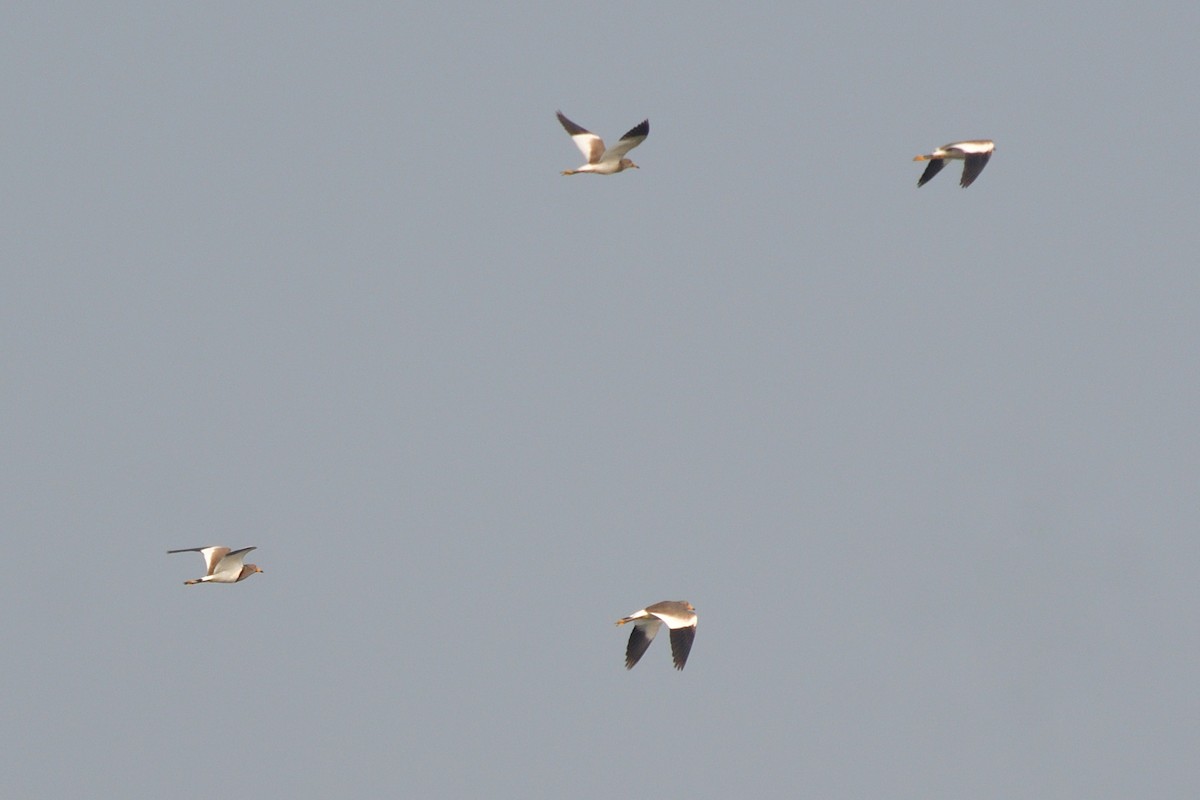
615 601 697 670
913 139 995 187
168 546 263 585
557 111 649 175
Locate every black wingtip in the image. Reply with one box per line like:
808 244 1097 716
916 158 946 188
623 119 649 140
958 152 991 188
556 111 588 136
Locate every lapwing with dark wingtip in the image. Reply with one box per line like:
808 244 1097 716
913 140 995 188
557 111 649 175
168 546 263 585
615 601 697 670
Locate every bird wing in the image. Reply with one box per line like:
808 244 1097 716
959 152 991 187
917 158 947 187
167 546 230 576
668 626 696 670
556 111 606 164
212 547 255 579
599 119 649 164
624 618 662 669
645 603 697 669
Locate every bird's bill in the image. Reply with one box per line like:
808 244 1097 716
913 154 929 161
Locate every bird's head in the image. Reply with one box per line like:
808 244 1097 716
684 602 695 611
621 159 639 170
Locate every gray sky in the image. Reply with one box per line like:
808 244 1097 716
3 2 1198 797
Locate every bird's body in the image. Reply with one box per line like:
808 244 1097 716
913 139 995 187
557 111 648 175
615 601 697 670
168 546 262 585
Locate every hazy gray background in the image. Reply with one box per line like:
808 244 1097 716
3 2 1197 797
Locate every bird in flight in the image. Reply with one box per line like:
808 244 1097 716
168 546 263 585
615 601 697 670
557 111 649 175
913 140 995 187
